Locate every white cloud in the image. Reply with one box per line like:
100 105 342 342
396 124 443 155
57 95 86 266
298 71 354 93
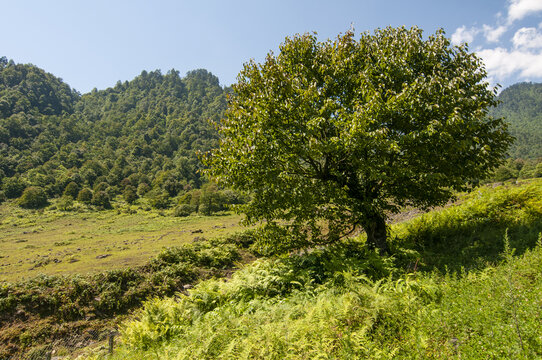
482 25 508 42
451 26 479 45
508 0 542 23
513 27 542 49
478 47 542 81
453 0 542 86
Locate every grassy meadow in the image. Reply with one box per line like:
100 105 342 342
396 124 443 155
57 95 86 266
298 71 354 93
88 179 542 359
0 202 242 282
2 180 542 359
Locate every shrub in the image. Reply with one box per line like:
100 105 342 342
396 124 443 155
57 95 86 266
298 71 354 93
77 187 93 203
2 176 27 198
124 185 138 204
91 190 112 209
222 229 258 248
174 204 193 217
93 181 109 193
63 181 80 199
18 186 48 209
137 182 150 196
148 191 170 209
57 196 74 211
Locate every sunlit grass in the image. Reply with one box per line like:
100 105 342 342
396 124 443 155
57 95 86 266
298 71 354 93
89 179 542 360
0 200 242 282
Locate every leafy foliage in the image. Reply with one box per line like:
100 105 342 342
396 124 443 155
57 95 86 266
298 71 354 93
492 82 542 159
393 179 542 271
95 181 542 360
76 187 93 203
0 59 229 210
0 231 258 359
17 186 48 208
112 244 542 359
205 27 512 252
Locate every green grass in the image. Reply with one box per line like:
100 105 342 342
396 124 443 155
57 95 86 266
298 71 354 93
89 179 542 360
0 201 242 282
0 230 260 359
93 239 542 360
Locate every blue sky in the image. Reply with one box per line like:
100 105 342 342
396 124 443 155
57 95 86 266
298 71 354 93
1 0 541 93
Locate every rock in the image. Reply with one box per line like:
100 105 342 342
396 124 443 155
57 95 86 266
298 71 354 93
96 254 112 259
191 229 203 234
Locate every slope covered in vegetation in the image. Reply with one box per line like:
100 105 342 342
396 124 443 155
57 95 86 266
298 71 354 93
0 58 228 210
494 82 542 159
88 180 542 359
0 229 259 359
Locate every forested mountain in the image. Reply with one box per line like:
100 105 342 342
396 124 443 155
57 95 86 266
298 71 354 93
1 57 541 209
494 82 542 159
0 57 227 206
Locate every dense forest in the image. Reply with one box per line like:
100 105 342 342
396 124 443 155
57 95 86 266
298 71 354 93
0 57 237 212
493 82 542 159
486 82 542 182
0 58 541 211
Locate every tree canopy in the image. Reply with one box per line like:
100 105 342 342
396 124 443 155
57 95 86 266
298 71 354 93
492 82 542 159
205 27 512 252
0 60 228 207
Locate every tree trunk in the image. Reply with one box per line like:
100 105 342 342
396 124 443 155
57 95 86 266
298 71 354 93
363 213 389 254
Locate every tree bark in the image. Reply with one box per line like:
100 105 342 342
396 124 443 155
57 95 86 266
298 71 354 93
363 213 389 254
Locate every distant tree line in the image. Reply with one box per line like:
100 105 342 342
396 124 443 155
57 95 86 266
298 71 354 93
492 82 542 159
487 157 542 183
0 57 243 212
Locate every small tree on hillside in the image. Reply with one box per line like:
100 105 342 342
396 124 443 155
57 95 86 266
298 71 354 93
91 190 112 209
63 181 80 199
18 186 48 209
77 188 93 204
123 185 139 204
204 27 512 253
3 176 27 199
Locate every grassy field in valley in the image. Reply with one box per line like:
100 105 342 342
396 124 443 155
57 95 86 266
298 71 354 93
0 202 242 282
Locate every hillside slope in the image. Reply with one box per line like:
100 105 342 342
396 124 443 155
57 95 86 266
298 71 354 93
91 180 542 359
0 59 226 205
494 82 542 159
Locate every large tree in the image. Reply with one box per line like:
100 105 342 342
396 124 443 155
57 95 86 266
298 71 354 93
205 27 512 253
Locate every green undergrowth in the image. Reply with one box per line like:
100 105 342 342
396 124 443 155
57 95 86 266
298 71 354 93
392 179 542 271
93 180 542 359
0 231 259 359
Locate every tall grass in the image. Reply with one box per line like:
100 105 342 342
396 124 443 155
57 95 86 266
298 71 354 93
392 180 542 271
90 180 542 359
97 240 542 359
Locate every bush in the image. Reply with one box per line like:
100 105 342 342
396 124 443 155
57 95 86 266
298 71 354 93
91 190 112 209
222 229 258 249
137 182 150 196
148 191 170 209
174 204 193 217
77 187 93 203
2 176 27 198
18 186 48 209
63 181 80 199
124 185 138 204
0 190 6 204
93 181 109 193
57 196 74 211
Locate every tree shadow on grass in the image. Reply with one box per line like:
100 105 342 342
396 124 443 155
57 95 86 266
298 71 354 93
394 219 542 274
